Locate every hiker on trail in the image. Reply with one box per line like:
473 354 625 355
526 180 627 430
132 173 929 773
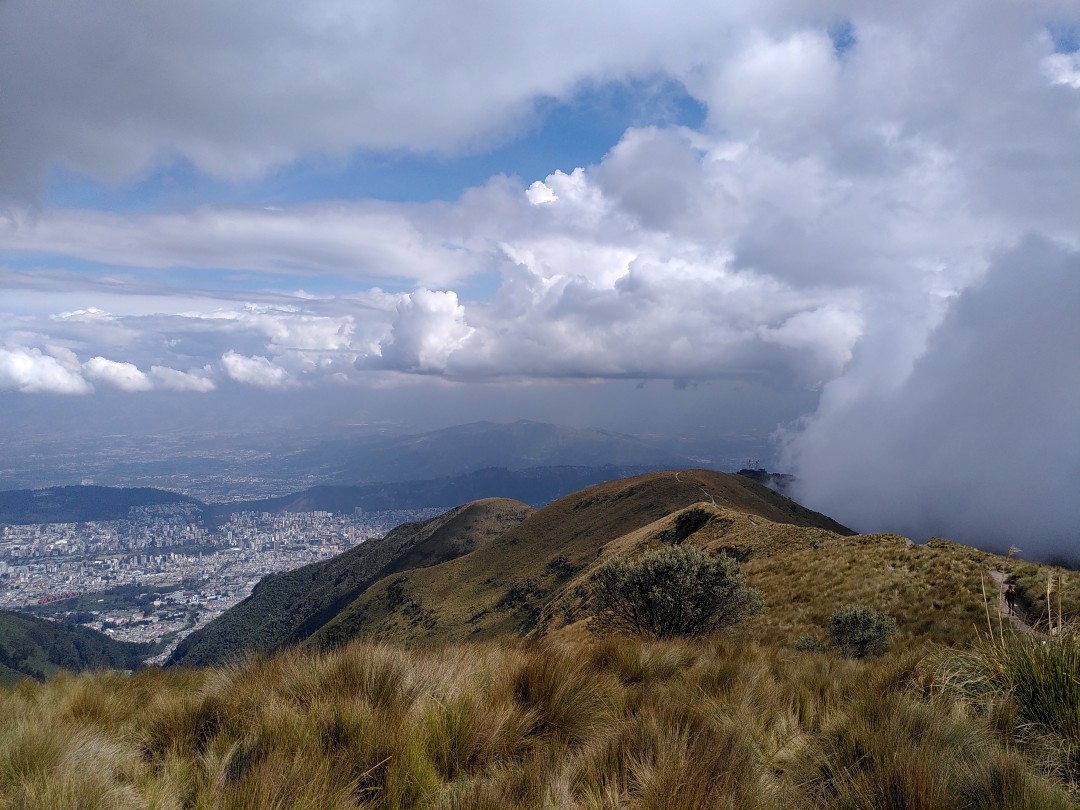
1005 584 1017 616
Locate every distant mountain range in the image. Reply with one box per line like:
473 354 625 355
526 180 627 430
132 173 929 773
0 466 692 526
201 465 668 524
280 419 706 483
0 420 716 524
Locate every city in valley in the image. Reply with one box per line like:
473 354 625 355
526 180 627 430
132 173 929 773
0 504 446 663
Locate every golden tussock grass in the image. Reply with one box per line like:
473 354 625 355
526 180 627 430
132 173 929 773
0 632 1075 808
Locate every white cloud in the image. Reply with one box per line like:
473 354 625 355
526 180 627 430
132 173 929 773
757 306 863 387
1042 52 1080 88
369 289 474 373
150 365 216 392
221 350 291 388
0 205 477 286
780 238 1080 557
0 0 1079 555
236 305 356 353
0 0 734 200
0 346 92 394
699 30 841 150
83 357 154 391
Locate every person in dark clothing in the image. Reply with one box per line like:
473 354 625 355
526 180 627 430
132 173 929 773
1004 584 1017 616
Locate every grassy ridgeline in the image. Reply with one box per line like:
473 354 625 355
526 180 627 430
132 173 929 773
0 635 1072 809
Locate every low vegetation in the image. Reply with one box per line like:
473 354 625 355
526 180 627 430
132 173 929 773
936 627 1080 786
170 471 849 664
168 499 533 666
1008 563 1079 630
827 605 897 659
0 611 153 687
0 634 1073 808
587 545 763 638
5 473 1080 806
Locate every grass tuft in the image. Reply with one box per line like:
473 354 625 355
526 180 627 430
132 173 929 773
936 628 1080 782
0 633 1075 807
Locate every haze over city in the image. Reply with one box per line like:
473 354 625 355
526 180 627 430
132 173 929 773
1 1 1078 556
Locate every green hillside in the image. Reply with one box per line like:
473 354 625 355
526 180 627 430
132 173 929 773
5 470 1080 806
171 470 851 664
168 497 533 667
0 610 153 686
313 473 1012 653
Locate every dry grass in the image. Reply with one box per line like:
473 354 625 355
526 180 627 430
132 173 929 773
179 475 1024 664
0 633 1074 808
934 625 1080 788
3 489 1066 807
1008 563 1080 630
296 471 851 650
540 505 1008 652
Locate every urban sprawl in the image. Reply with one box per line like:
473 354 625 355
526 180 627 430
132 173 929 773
0 504 446 663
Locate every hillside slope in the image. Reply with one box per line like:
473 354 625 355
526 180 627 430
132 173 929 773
534 501 1004 648
309 470 852 647
168 497 533 667
173 470 850 663
292 468 1010 652
0 485 201 525
0 610 153 685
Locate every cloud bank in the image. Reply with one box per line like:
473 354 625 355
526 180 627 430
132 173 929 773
781 239 1080 556
1 0 1079 554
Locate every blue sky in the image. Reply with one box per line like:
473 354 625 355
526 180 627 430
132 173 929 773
44 77 706 215
1 0 1079 553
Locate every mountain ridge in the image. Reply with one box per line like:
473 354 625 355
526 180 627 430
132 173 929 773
0 419 718 524
167 497 534 667
168 470 850 666
0 485 199 525
283 419 708 483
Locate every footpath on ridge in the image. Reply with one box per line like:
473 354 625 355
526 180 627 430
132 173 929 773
988 568 1041 638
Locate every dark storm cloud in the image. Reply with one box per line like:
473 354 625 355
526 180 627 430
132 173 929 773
782 238 1080 559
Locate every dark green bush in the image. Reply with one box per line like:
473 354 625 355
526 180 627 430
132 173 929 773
828 606 897 658
588 545 763 639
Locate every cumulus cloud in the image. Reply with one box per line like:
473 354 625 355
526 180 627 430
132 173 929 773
150 365 216 392
368 289 474 373
781 238 1080 558
1 0 1079 554
0 0 732 200
700 30 841 151
82 357 154 391
0 346 92 394
1042 51 1080 88
221 351 291 388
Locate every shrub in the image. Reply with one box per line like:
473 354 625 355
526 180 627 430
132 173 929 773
588 545 763 639
794 635 825 653
828 606 896 658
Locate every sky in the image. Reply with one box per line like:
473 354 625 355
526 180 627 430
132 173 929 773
1 1 1079 555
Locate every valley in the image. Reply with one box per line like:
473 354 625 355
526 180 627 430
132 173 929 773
1 466 1078 808
1 424 1077 806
